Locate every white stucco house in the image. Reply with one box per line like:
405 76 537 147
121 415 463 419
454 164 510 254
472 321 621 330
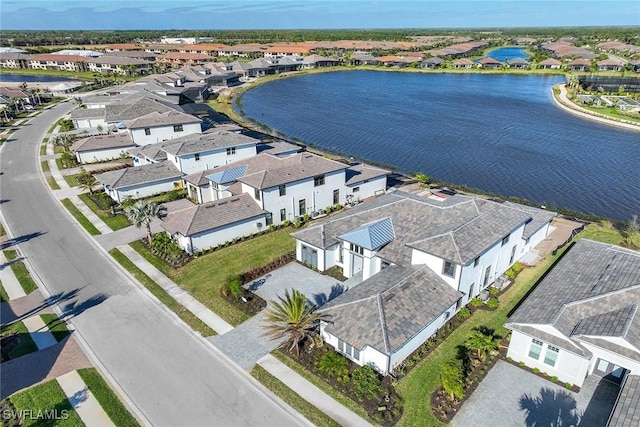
71 133 136 164
124 110 202 146
506 239 640 389
160 193 267 254
69 107 107 130
95 162 183 203
292 191 556 373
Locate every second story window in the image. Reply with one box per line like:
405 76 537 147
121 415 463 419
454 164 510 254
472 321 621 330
144 128 151 136
254 188 261 201
194 153 200 161
279 184 286 196
173 124 184 132
349 243 364 255
443 261 456 277
501 234 510 246
314 175 325 187
226 147 236 156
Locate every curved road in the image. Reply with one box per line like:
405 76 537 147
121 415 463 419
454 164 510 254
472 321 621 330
0 102 309 427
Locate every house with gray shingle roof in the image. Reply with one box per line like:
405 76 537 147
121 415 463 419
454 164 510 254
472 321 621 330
69 107 107 130
160 193 267 254
293 191 555 372
95 162 183 203
506 239 640 389
125 110 202 146
71 133 136 164
608 374 640 427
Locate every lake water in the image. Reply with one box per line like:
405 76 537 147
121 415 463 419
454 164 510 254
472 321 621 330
488 47 529 61
239 71 640 221
0 72 79 83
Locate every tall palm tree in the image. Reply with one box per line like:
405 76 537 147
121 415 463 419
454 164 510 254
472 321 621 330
51 134 73 152
465 329 498 361
262 289 328 356
124 200 167 245
77 172 98 195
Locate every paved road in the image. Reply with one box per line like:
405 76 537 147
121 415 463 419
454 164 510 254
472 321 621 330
0 103 309 427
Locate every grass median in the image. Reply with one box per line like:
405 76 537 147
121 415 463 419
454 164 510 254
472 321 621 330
61 198 101 236
109 248 216 337
8 379 83 427
4 249 38 294
40 313 71 342
251 365 341 427
77 368 141 427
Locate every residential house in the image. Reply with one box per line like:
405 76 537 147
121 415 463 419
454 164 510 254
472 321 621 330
505 239 640 389
349 52 380 66
157 52 215 68
71 133 136 164
628 60 640 73
161 193 268 254
85 56 153 76
291 191 555 373
301 55 341 69
104 50 159 62
597 59 624 72
453 58 474 69
506 58 530 69
0 52 31 69
608 375 640 427
541 42 597 59
0 87 35 106
377 56 417 68
420 57 444 69
566 58 592 72
216 44 267 58
27 54 88 72
96 162 183 203
264 44 312 58
428 41 488 58
478 57 502 69
537 58 562 70
124 110 202 146
69 108 107 130
130 144 168 166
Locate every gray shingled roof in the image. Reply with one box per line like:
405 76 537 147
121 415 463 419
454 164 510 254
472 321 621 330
71 133 135 153
160 193 266 236
129 144 168 162
126 110 201 129
293 192 534 266
95 162 182 189
507 239 640 356
159 130 258 156
69 107 106 119
256 140 302 156
319 265 461 355
608 375 640 427
502 202 557 240
345 163 390 186
104 96 181 123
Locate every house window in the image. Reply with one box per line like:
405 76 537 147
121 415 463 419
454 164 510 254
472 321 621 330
299 199 306 215
280 208 286 221
337 339 360 361
279 184 286 196
483 266 491 287
226 147 236 155
338 246 344 263
349 243 364 255
254 188 261 201
194 153 200 161
144 128 151 135
314 175 325 187
265 212 273 226
442 261 456 277
501 234 510 246
528 339 543 360
544 345 559 367
509 245 517 264
474 257 480 267
352 186 360 193
333 189 339 205
173 124 184 132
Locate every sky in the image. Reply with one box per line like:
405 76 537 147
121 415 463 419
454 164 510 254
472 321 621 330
0 1 638 30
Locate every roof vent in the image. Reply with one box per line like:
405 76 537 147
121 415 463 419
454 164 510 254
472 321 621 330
384 293 395 302
401 283 410 291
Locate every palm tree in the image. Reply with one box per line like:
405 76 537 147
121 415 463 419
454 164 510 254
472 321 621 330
124 200 167 245
77 170 98 195
51 134 73 152
465 329 498 361
262 289 328 356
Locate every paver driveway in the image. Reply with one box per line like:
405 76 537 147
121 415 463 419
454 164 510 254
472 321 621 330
451 361 619 427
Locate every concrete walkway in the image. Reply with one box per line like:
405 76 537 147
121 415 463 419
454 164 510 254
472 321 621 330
57 371 116 427
116 245 234 334
259 354 372 427
0 250 27 299
69 195 112 234
94 221 163 252
48 159 70 190
22 314 58 350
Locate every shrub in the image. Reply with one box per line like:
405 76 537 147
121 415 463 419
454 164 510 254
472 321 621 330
456 307 471 320
489 286 500 296
352 365 382 399
302 214 310 222
470 297 483 307
293 219 302 229
512 262 524 273
519 361 525 367
228 275 243 298
325 205 333 213
505 268 516 279
220 282 231 297
550 376 558 383
282 220 290 227
565 383 573 390
318 352 349 378
441 359 465 401
533 368 541 374
487 298 499 309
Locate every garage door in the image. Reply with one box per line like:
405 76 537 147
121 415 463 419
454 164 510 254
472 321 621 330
301 245 318 269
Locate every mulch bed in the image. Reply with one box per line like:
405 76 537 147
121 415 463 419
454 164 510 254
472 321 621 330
221 290 267 317
282 344 403 426
138 238 192 269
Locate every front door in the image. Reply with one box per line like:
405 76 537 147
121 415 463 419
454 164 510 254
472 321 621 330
351 254 363 275
593 358 628 384
299 199 306 216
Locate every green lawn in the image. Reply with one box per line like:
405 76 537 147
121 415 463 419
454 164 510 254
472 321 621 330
581 105 640 124
0 220 6 236
63 173 83 187
578 223 640 247
40 142 47 156
0 281 9 303
54 145 65 154
77 368 141 427
40 313 70 342
0 320 39 360
41 160 50 172
130 227 296 326
4 250 38 294
9 379 83 427
61 198 101 236
109 248 216 337
251 365 341 427
78 193 130 231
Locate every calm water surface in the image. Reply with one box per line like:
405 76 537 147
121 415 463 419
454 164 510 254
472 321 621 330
240 71 640 221
488 47 529 61
0 73 79 83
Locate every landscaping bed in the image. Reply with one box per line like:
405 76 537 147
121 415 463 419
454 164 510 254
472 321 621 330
78 192 130 231
0 321 38 362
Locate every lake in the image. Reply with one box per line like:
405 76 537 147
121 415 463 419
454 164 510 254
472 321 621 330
239 71 640 222
488 47 529 61
0 72 80 83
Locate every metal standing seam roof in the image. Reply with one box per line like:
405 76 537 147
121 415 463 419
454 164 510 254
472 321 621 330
206 166 248 184
338 217 395 251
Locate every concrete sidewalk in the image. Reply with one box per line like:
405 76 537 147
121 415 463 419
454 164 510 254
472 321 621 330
57 371 115 427
22 314 58 350
94 221 163 252
68 195 112 234
259 354 372 427
0 250 27 300
116 245 234 335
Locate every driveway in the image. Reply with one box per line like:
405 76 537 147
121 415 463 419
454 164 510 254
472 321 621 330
451 361 620 427
210 263 349 370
